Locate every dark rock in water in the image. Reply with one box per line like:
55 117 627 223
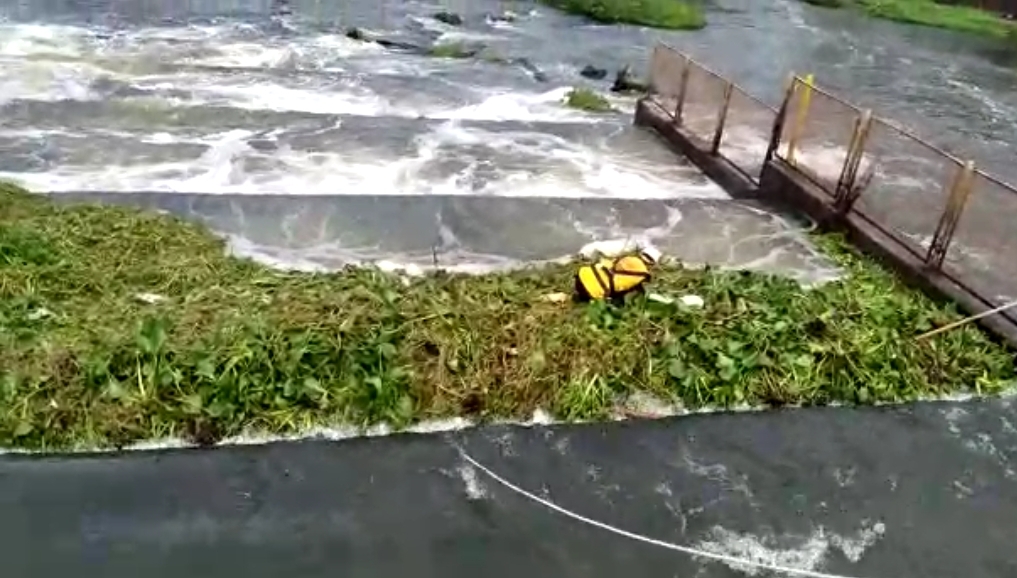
271 0 292 16
489 11 517 23
434 11 464 26
345 27 424 53
248 139 279 152
580 65 607 80
514 57 549 83
611 65 649 94
376 37 425 52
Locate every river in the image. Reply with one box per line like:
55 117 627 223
1 0 1014 270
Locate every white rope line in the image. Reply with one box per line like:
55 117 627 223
459 450 875 578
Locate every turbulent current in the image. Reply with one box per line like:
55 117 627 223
1 0 1015 275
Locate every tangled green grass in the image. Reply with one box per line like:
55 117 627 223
803 0 1017 38
539 0 706 30
427 41 476 59
1 183 1014 450
564 87 614 112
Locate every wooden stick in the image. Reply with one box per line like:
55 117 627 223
915 299 1017 341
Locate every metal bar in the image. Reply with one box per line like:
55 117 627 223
763 73 796 168
785 74 814 166
711 80 734 155
834 110 874 214
674 55 692 124
834 115 864 201
927 160 976 270
647 45 661 95
844 111 874 192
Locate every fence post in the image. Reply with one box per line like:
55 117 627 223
763 73 796 168
711 80 734 155
785 74 814 167
926 160 976 270
833 110 873 214
674 55 692 124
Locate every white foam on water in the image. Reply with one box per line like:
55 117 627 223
0 408 559 455
718 124 771 174
185 42 302 70
413 120 727 198
694 521 886 576
224 234 554 277
3 393 1015 456
945 76 1016 129
184 76 405 117
0 59 105 104
175 81 611 123
1 119 724 200
1 18 618 123
778 0 826 37
181 31 385 70
777 142 875 184
0 22 94 58
429 86 608 123
457 463 490 500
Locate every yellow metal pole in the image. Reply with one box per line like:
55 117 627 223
785 73 814 167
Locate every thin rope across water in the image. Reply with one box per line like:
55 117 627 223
459 450 880 578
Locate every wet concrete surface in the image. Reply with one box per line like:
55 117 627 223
3 398 1017 577
48 192 841 283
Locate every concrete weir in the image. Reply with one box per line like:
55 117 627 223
49 191 840 284
6 78 1017 578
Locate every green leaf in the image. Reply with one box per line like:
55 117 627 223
396 395 415 420
377 342 398 360
13 421 33 438
105 379 128 401
183 393 203 414
303 377 324 396
668 359 686 379
136 316 167 356
196 358 216 380
365 376 384 395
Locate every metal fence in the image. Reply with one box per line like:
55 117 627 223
646 44 1017 315
646 45 777 181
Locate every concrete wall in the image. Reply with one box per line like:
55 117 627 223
634 97 1017 348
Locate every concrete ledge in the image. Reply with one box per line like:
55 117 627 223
45 191 834 282
634 97 1017 349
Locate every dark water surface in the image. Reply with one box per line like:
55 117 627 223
3 399 1017 577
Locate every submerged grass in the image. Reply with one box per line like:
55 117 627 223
564 87 614 112
539 0 706 30
1 183 1014 450
803 0 1017 37
427 41 475 58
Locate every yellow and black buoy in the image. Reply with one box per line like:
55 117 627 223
573 248 660 303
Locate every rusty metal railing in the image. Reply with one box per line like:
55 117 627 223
646 43 1017 314
646 45 777 182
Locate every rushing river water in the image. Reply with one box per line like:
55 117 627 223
1 0 1015 271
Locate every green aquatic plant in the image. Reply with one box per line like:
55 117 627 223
0 182 1013 450
801 0 1017 37
564 87 614 112
427 42 476 58
539 0 706 30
